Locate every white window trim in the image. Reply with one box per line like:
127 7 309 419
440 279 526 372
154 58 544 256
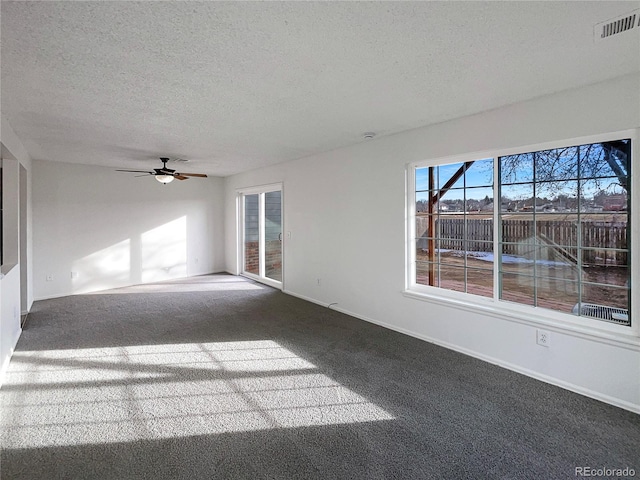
237 182 284 290
405 129 639 343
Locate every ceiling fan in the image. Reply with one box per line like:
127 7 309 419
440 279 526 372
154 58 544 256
116 157 208 184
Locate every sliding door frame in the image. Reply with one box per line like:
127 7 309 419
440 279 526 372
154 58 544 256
237 182 284 290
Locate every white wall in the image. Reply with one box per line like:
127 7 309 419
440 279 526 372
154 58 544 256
32 160 225 299
224 73 640 412
1 114 33 385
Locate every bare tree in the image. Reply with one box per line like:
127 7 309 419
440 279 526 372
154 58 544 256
499 140 630 196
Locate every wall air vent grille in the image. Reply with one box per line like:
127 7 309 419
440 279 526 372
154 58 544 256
594 10 639 42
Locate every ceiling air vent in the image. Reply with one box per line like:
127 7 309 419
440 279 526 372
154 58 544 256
594 9 639 42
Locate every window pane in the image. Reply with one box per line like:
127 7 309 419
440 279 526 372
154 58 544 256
536 215 578 248
501 218 534 245
416 191 431 213
415 241 434 261
438 240 465 266
580 178 627 212
582 247 628 273
534 260 580 282
582 248 629 267
415 214 428 238
416 214 438 239
536 278 578 313
579 140 630 179
416 167 430 192
466 241 494 265
582 254 628 283
500 153 534 184
416 262 438 287
440 199 464 213
437 163 465 189
439 264 465 293
531 243 578 280
465 186 494 214
535 147 578 181
580 216 628 250
264 191 282 282
535 181 578 211
437 216 464 241
244 194 259 275
499 237 536 276
500 273 535 306
466 218 493 243
500 184 534 212
466 268 493 298
465 159 493 187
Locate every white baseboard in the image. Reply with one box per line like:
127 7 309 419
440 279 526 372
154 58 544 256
34 271 226 302
34 292 70 301
283 289 331 308
282 289 640 414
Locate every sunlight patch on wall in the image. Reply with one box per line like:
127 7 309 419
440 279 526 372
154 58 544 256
141 216 187 283
2 341 394 448
71 239 131 294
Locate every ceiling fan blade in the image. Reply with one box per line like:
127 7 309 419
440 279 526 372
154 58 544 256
177 172 208 178
134 174 153 177
116 169 154 174
174 175 189 180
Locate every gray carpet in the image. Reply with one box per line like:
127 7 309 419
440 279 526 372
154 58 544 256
1 274 638 479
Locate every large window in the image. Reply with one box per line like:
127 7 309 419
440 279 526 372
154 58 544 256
410 137 632 328
415 159 494 297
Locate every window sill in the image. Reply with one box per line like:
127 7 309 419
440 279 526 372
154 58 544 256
403 288 640 351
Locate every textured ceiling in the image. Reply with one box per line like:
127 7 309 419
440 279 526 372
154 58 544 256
2 1 639 176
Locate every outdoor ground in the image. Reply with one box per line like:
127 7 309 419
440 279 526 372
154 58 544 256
416 250 629 315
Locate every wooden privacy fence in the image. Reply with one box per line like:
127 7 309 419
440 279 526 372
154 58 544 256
435 218 493 252
419 217 628 266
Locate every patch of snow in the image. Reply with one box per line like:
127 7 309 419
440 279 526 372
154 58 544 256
434 249 570 267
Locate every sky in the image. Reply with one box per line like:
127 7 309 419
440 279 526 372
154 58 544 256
415 145 627 203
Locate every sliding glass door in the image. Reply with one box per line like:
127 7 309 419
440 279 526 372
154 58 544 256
240 185 282 288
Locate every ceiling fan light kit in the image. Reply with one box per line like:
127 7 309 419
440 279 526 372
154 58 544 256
155 174 175 184
116 157 208 184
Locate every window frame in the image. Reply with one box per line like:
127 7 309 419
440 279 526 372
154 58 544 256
405 130 639 340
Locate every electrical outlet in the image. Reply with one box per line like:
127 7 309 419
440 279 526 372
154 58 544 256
536 329 551 347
